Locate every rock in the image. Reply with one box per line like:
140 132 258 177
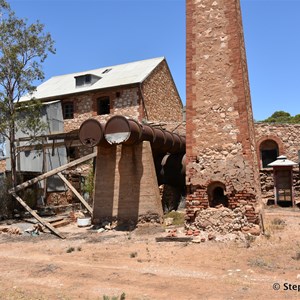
241 226 250 232
248 225 260 236
208 233 216 240
233 223 241 230
192 238 201 243
164 217 173 226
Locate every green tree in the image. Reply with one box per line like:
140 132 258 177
291 114 300 124
262 111 292 123
0 0 55 186
261 110 300 124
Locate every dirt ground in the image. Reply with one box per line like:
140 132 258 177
0 206 300 300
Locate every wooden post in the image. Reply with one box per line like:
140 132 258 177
291 168 295 207
8 152 97 239
57 172 93 215
9 152 97 194
10 192 65 239
274 169 278 206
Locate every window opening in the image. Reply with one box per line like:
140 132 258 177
62 102 74 119
207 182 228 208
97 97 110 115
75 74 100 87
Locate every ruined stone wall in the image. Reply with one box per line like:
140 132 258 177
255 122 300 202
186 0 261 224
255 122 300 163
142 60 183 122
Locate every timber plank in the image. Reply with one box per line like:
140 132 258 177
11 192 65 239
57 172 93 215
9 152 96 194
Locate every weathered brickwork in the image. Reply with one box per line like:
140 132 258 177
142 60 183 122
93 142 163 224
186 0 261 224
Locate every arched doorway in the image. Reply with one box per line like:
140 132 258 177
259 139 279 168
207 182 228 208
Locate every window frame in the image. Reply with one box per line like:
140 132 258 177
62 101 74 119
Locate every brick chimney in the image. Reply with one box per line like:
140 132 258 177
186 0 261 224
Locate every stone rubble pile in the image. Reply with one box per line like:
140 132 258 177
186 206 260 236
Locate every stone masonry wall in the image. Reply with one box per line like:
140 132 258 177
142 60 183 123
255 122 300 163
63 86 140 133
186 0 261 224
62 60 183 133
255 122 300 202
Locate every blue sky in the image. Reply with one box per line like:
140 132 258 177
8 0 300 121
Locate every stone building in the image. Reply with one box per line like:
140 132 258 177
254 122 300 204
15 57 184 216
20 57 184 160
186 0 261 225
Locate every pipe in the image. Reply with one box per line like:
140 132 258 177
79 115 186 154
103 115 185 153
78 118 109 148
104 115 142 145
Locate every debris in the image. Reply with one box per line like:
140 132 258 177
156 236 192 242
164 217 174 226
188 207 260 236
52 219 71 228
0 226 22 235
24 223 45 236
166 229 177 237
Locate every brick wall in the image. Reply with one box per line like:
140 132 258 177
92 141 163 224
186 0 261 224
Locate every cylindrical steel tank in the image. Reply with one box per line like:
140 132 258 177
104 115 142 145
79 118 108 147
79 115 186 154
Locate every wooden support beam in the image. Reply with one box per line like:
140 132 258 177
9 152 96 194
57 172 93 215
10 192 65 239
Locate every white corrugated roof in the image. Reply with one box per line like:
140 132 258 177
20 57 165 101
